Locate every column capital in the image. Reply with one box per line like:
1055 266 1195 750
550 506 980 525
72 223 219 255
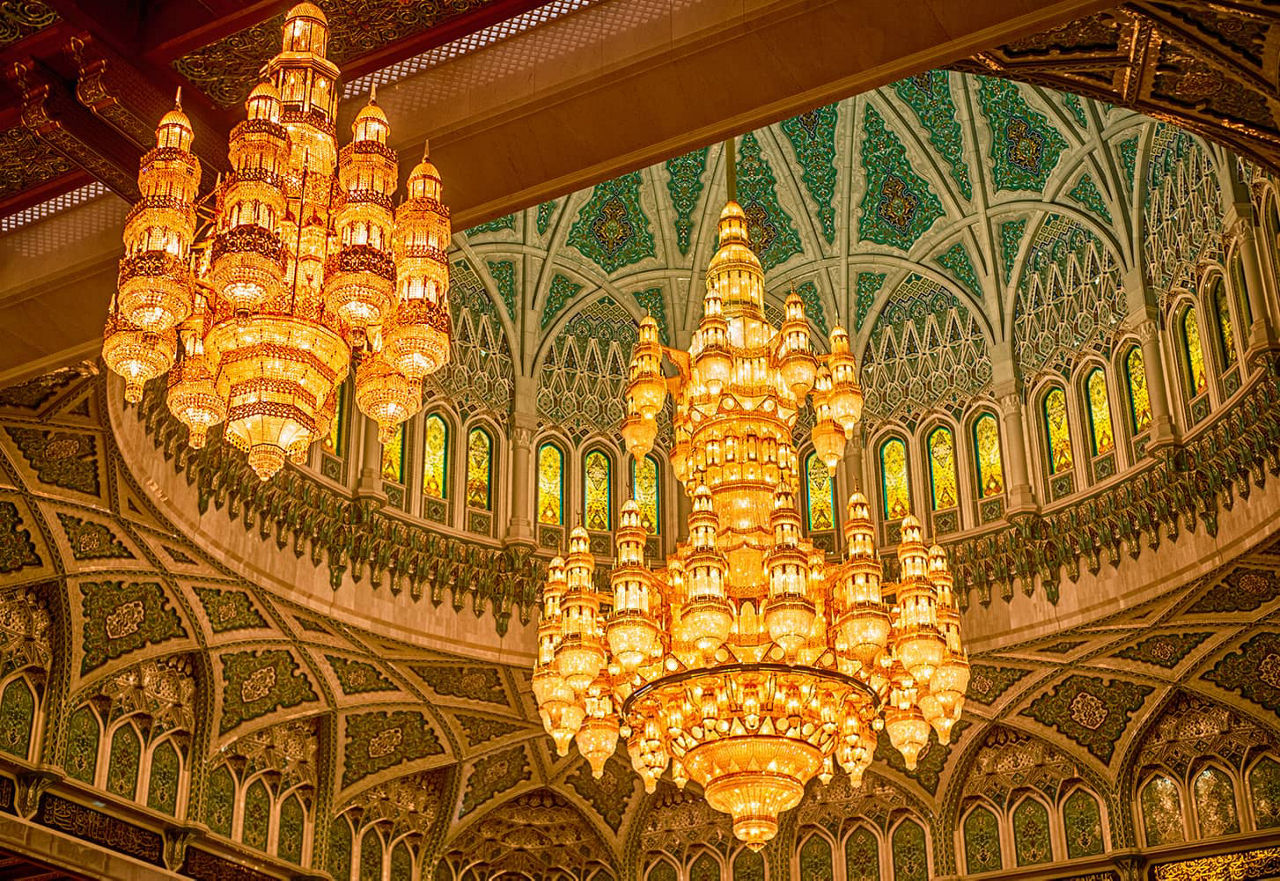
510 410 538 446
995 386 1022 416
1133 316 1160 345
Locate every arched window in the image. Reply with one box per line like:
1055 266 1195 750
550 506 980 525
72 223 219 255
690 852 721 881
1062 788 1105 858
1012 798 1052 866
879 438 910 519
1182 307 1208 396
206 765 235 837
805 452 835 530
1249 756 1280 829
1141 775 1185 846
1230 252 1252 325
1042 387 1073 474
798 833 833 880
146 738 181 815
631 455 660 535
466 428 493 510
845 827 879 881
329 816 353 881
963 805 1002 873
381 424 405 483
584 450 613 531
891 819 927 881
0 677 35 759
322 382 347 456
647 861 677 881
1194 766 1240 838
278 793 306 864
972 413 1004 497
106 723 141 800
360 827 383 881
1213 278 1238 367
243 777 270 849
731 848 765 881
390 840 413 879
1125 346 1152 433
926 426 958 510
537 444 564 525
1085 369 1114 456
422 414 448 499
64 705 99 784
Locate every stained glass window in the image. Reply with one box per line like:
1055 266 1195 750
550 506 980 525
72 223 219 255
1214 280 1238 367
631 455 660 534
1012 798 1052 866
927 427 958 510
1194 766 1240 838
146 738 181 815
880 438 910 519
278 794 305 864
206 765 235 837
0 678 33 759
973 414 1004 497
466 428 492 510
537 444 564 525
1249 756 1280 829
799 834 834 881
891 819 928 881
845 826 880 881
1141 775 1185 846
106 723 141 800
1085 369 1114 456
1126 347 1152 433
422 414 448 499
647 861 677 881
1231 253 1252 325
1063 789 1105 858
1043 388 1073 474
806 452 836 530
963 805 1002 873
1182 307 1208 396
329 816 353 881
584 450 613 531
243 778 270 850
690 852 721 881
731 849 765 881
323 382 346 456
360 827 383 881
381 424 405 483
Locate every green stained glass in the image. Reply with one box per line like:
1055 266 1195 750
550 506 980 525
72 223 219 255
806 452 835 530
1214 281 1238 366
1063 789 1105 858
964 806 1002 873
1012 798 1052 866
1086 369 1114 455
648 861 677 881
732 849 765 881
1043 387 1073 474
799 833 834 881
880 438 910 519
146 738 181 815
973 413 1004 497
323 382 346 456
1183 308 1208 396
330 816 354 881
845 826 880 881
632 455 660 534
927 427 958 510
206 765 235 837
106 723 140 800
278 794 305 864
360 827 383 881
422 414 448 498
891 820 928 881
64 704 100 784
584 450 612 531
690 852 721 881
0 677 34 759
381 424 405 483
537 444 564 525
1194 766 1240 838
242 778 270 850
466 428 492 510
1126 347 1152 433
390 840 413 880
1249 756 1280 829
1141 775 1185 846
1231 254 1253 324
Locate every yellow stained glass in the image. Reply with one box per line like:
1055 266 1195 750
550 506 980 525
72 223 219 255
880 438 910 519
1044 388 1073 475
631 455 660 534
537 444 564 525
466 428 492 510
973 413 1004 497
1085 369 1114 456
927 427 958 510
380 424 404 483
1215 283 1237 367
805 452 835 530
322 382 346 455
422 414 447 498
1126 347 1152 433
584 450 612 531
1183 307 1207 396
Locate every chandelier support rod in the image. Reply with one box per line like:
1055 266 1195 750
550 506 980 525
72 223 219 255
725 137 737 202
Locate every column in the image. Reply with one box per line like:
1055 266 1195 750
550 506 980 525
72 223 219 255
996 384 1037 513
840 424 865 502
1230 207 1279 355
354 414 387 502
507 375 538 545
1135 316 1179 447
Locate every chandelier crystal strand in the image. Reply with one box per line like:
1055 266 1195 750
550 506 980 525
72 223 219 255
532 195 969 849
103 2 450 480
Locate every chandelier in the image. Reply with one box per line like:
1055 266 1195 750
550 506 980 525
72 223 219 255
102 2 451 480
532 199 968 848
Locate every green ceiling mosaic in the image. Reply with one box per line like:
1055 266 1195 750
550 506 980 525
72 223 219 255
1000 219 1027 282
891 71 973 200
857 104 944 252
566 171 656 274
342 710 445 788
977 76 1068 193
736 131 803 270
219 649 318 734
780 104 840 243
79 580 186 674
1068 172 1113 224
1021 674 1153 764
935 241 982 300
665 147 709 256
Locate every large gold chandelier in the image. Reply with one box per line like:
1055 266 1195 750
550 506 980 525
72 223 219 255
532 199 968 849
102 3 451 480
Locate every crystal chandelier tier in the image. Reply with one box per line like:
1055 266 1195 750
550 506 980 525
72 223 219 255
532 199 968 849
103 2 451 480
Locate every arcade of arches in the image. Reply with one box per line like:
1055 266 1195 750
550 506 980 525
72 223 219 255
5 6 1280 881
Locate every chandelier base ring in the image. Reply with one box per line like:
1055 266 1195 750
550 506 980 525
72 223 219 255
619 661 880 717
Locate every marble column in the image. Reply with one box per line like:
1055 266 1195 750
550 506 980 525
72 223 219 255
507 377 538 545
354 414 387 502
1135 316 1179 447
1230 208 1279 355
840 425 865 503
996 385 1037 513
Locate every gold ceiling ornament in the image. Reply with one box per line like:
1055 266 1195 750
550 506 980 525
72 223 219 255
532 197 968 849
102 2 451 480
